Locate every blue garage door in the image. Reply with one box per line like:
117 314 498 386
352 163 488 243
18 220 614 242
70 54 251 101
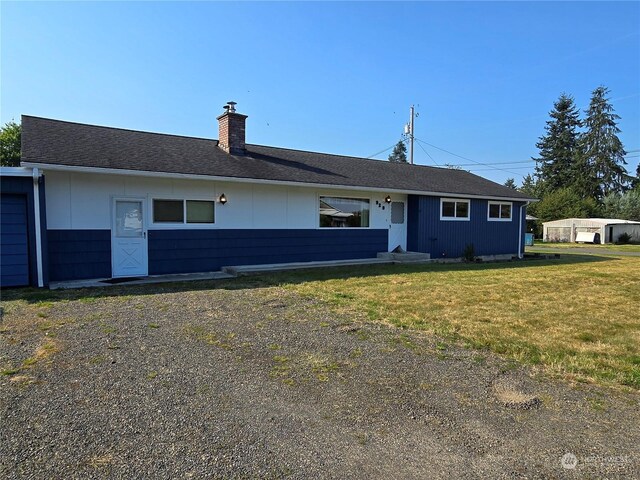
1 194 30 287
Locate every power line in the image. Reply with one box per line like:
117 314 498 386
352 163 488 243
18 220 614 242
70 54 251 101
415 140 439 166
468 166 536 172
414 137 523 176
366 137 406 159
450 159 536 167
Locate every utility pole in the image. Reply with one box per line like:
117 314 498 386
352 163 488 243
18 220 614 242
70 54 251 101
407 105 415 165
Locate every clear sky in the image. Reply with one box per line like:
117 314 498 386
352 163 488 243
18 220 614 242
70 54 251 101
2 1 639 185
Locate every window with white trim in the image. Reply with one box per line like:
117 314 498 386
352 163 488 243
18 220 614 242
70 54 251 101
152 199 215 224
319 196 370 228
487 201 512 221
440 198 470 221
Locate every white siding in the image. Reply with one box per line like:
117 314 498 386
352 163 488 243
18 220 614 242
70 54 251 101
611 224 640 243
43 170 400 239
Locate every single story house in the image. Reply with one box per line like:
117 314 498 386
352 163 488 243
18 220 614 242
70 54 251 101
1 103 535 288
543 218 640 244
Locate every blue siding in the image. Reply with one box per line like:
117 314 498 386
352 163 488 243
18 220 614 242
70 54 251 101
149 229 388 275
407 195 526 258
48 230 112 281
44 228 388 280
0 194 29 287
0 175 48 288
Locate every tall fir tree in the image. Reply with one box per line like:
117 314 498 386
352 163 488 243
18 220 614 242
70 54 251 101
533 94 582 195
519 173 539 197
633 163 640 189
503 178 517 189
388 141 407 163
576 86 629 199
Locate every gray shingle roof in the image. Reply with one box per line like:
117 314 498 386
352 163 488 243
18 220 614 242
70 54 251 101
21 115 534 200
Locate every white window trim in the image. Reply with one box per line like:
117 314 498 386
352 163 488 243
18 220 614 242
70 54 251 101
440 198 471 221
150 196 217 229
487 201 513 222
317 194 372 229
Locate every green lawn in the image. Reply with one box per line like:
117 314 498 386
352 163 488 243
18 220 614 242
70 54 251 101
3 255 639 390
532 241 640 252
278 255 640 389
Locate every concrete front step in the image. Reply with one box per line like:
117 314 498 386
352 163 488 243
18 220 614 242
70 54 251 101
377 251 431 263
222 257 393 276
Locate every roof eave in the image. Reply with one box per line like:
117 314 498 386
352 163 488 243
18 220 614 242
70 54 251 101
21 161 537 202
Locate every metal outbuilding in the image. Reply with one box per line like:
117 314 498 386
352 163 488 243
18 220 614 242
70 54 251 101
542 218 640 244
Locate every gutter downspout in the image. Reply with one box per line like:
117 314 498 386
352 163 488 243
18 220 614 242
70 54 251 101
518 201 530 259
32 168 44 287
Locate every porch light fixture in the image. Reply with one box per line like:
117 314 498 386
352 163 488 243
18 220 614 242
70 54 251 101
218 193 227 205
384 195 392 204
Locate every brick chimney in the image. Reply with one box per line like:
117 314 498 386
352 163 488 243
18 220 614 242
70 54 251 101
217 101 247 155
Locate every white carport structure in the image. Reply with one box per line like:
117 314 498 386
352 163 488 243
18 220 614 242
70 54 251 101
543 218 640 244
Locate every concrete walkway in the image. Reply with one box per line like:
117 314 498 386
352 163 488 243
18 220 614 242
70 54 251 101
49 258 395 289
527 246 640 257
49 271 235 290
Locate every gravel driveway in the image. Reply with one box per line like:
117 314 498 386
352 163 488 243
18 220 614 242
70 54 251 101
1 280 638 479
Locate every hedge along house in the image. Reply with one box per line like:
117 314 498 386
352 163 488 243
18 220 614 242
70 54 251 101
13 103 535 287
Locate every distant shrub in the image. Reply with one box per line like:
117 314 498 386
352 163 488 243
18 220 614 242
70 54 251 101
616 232 632 245
463 243 476 262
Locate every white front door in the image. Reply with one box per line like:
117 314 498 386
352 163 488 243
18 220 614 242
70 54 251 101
389 200 407 252
111 198 148 277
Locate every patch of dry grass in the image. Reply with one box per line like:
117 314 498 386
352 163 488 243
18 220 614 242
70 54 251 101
531 242 640 252
285 256 640 389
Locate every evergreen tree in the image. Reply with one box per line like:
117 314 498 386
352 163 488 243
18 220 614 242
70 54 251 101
388 141 407 163
519 173 539 197
633 163 640 189
533 94 582 195
504 178 517 189
0 120 21 167
535 187 601 222
602 190 640 221
577 86 630 199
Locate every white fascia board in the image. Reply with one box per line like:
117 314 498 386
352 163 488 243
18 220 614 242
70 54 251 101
22 162 537 203
0 166 43 177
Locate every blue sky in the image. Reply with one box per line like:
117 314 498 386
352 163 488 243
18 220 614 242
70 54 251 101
2 1 639 185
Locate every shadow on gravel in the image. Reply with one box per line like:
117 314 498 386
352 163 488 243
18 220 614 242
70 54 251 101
1 253 614 305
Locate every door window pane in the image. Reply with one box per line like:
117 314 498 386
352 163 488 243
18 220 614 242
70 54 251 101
116 201 143 237
154 200 184 223
391 202 405 224
187 200 215 223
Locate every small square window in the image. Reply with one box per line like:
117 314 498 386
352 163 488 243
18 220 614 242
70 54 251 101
488 201 512 221
187 200 215 224
441 199 470 220
489 203 500 218
456 202 469 218
153 200 184 223
442 201 456 218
